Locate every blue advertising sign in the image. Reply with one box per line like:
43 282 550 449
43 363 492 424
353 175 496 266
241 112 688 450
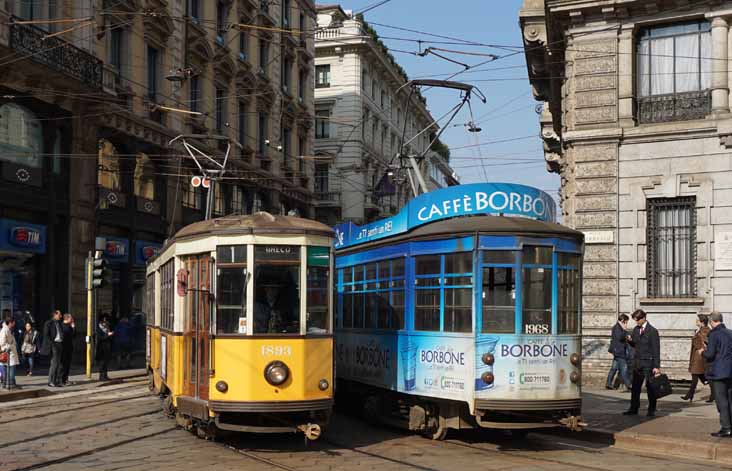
135 240 162 265
0 218 46 254
334 183 556 249
97 236 130 263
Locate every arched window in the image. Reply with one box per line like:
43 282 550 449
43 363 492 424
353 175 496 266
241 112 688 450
97 139 121 190
134 152 155 199
0 104 42 168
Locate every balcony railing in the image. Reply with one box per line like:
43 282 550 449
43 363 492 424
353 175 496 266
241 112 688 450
315 191 341 202
9 16 102 90
637 90 711 124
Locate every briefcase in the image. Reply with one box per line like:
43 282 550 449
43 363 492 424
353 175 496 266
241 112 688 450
649 373 673 398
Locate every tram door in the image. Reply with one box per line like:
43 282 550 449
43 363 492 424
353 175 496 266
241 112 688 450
183 254 211 400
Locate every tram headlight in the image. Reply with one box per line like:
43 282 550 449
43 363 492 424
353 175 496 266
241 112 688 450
215 380 228 393
264 361 290 386
570 353 581 367
481 353 495 366
570 371 581 384
318 379 329 391
481 371 495 385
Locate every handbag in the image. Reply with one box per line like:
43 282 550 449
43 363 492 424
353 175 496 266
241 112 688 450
21 342 35 355
0 351 8 363
649 373 673 398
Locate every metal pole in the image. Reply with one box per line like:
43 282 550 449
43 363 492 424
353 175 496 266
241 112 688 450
408 154 429 195
85 251 93 379
205 177 214 220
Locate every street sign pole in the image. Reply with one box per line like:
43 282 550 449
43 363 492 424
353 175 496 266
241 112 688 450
85 251 93 378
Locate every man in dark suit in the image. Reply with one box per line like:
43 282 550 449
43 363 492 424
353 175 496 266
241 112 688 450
40 310 64 387
624 309 661 417
701 311 732 437
606 314 631 391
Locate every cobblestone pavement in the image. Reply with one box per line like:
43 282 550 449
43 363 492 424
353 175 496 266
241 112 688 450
1 384 728 471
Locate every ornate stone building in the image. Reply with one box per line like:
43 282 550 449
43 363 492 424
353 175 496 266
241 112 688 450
313 5 452 226
0 0 316 338
520 0 732 380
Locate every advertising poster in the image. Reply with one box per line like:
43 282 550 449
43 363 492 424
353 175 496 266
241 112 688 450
336 332 398 390
475 335 580 400
397 335 474 402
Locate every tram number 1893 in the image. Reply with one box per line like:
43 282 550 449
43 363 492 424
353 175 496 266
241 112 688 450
261 345 293 357
524 324 550 334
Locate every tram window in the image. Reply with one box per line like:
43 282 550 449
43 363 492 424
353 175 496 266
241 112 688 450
484 250 517 264
558 253 581 334
376 292 390 328
366 263 377 282
217 245 246 264
217 268 247 334
482 266 516 333
306 266 329 333
523 246 552 265
415 255 441 287
378 260 390 286
444 288 472 332
445 252 471 274
342 293 354 327
522 267 552 335
253 246 300 334
365 292 378 328
392 258 405 278
353 292 365 328
354 265 365 282
392 290 405 329
415 289 440 331
160 260 174 331
343 266 353 284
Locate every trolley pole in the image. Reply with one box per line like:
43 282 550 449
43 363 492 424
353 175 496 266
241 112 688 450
86 251 93 379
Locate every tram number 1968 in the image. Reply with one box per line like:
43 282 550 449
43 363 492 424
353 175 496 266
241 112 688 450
261 345 293 357
524 324 550 335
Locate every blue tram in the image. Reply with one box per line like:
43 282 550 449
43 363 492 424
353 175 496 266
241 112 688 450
333 183 584 439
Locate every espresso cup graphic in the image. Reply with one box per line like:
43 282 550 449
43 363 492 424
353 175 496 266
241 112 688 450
401 342 417 391
475 336 500 391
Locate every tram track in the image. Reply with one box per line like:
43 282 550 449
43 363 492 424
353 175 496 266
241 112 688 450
0 391 153 425
4 380 147 411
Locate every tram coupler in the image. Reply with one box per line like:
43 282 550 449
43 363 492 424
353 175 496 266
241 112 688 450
297 423 322 440
559 415 586 431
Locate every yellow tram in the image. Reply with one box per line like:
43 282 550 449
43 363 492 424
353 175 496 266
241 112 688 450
144 213 334 439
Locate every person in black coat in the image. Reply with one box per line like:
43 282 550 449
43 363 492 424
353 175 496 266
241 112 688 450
606 314 632 391
624 309 661 417
40 310 65 387
96 315 114 381
700 311 732 437
60 314 76 385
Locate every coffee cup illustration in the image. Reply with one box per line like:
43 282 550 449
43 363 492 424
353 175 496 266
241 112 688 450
401 341 417 391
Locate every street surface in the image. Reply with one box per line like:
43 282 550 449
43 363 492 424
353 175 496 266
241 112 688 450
0 381 727 471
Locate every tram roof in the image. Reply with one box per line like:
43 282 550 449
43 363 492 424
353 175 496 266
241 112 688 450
336 215 583 253
170 212 334 242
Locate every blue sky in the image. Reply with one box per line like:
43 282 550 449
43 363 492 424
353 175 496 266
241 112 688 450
336 0 559 199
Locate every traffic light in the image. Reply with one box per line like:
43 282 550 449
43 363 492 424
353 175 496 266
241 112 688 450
91 256 111 289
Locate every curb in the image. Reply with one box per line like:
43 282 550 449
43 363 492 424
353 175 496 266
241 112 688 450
0 372 146 403
578 427 732 466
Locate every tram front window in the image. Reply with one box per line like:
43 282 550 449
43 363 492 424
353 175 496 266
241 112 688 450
482 266 516 333
254 246 301 334
216 245 247 334
522 246 552 335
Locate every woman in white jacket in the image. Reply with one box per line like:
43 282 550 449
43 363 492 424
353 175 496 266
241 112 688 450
0 317 20 389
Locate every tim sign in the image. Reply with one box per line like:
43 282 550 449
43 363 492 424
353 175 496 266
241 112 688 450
0 219 46 254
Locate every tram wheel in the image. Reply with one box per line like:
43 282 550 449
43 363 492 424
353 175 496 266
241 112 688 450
195 422 218 441
425 414 448 441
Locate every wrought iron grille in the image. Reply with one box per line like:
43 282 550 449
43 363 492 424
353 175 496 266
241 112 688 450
9 16 102 90
637 90 710 124
646 197 697 297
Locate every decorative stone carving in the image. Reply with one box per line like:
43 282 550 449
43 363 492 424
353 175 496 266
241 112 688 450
637 90 711 124
576 90 616 108
575 106 617 124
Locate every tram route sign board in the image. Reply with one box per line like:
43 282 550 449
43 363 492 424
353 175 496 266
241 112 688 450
334 183 557 250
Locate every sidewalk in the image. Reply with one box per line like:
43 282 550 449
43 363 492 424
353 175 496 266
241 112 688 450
0 366 147 402
580 385 732 465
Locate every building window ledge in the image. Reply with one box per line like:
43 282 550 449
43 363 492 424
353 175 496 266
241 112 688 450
639 297 705 306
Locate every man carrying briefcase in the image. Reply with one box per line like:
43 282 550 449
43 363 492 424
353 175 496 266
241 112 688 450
624 309 662 417
701 311 732 437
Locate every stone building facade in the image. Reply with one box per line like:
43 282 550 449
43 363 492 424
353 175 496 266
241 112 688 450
313 5 453 226
0 0 317 345
520 0 732 380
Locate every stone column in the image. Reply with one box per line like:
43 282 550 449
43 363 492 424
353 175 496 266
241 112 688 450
618 28 635 126
711 16 729 114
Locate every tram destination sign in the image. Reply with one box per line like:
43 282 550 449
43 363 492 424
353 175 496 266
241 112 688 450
334 183 556 249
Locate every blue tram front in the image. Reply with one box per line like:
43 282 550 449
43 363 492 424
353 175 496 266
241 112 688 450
333 183 584 439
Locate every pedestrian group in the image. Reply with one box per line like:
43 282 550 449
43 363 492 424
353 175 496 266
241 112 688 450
607 309 732 438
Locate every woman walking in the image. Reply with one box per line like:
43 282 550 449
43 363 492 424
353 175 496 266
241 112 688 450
21 322 40 375
682 314 712 401
0 316 20 389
